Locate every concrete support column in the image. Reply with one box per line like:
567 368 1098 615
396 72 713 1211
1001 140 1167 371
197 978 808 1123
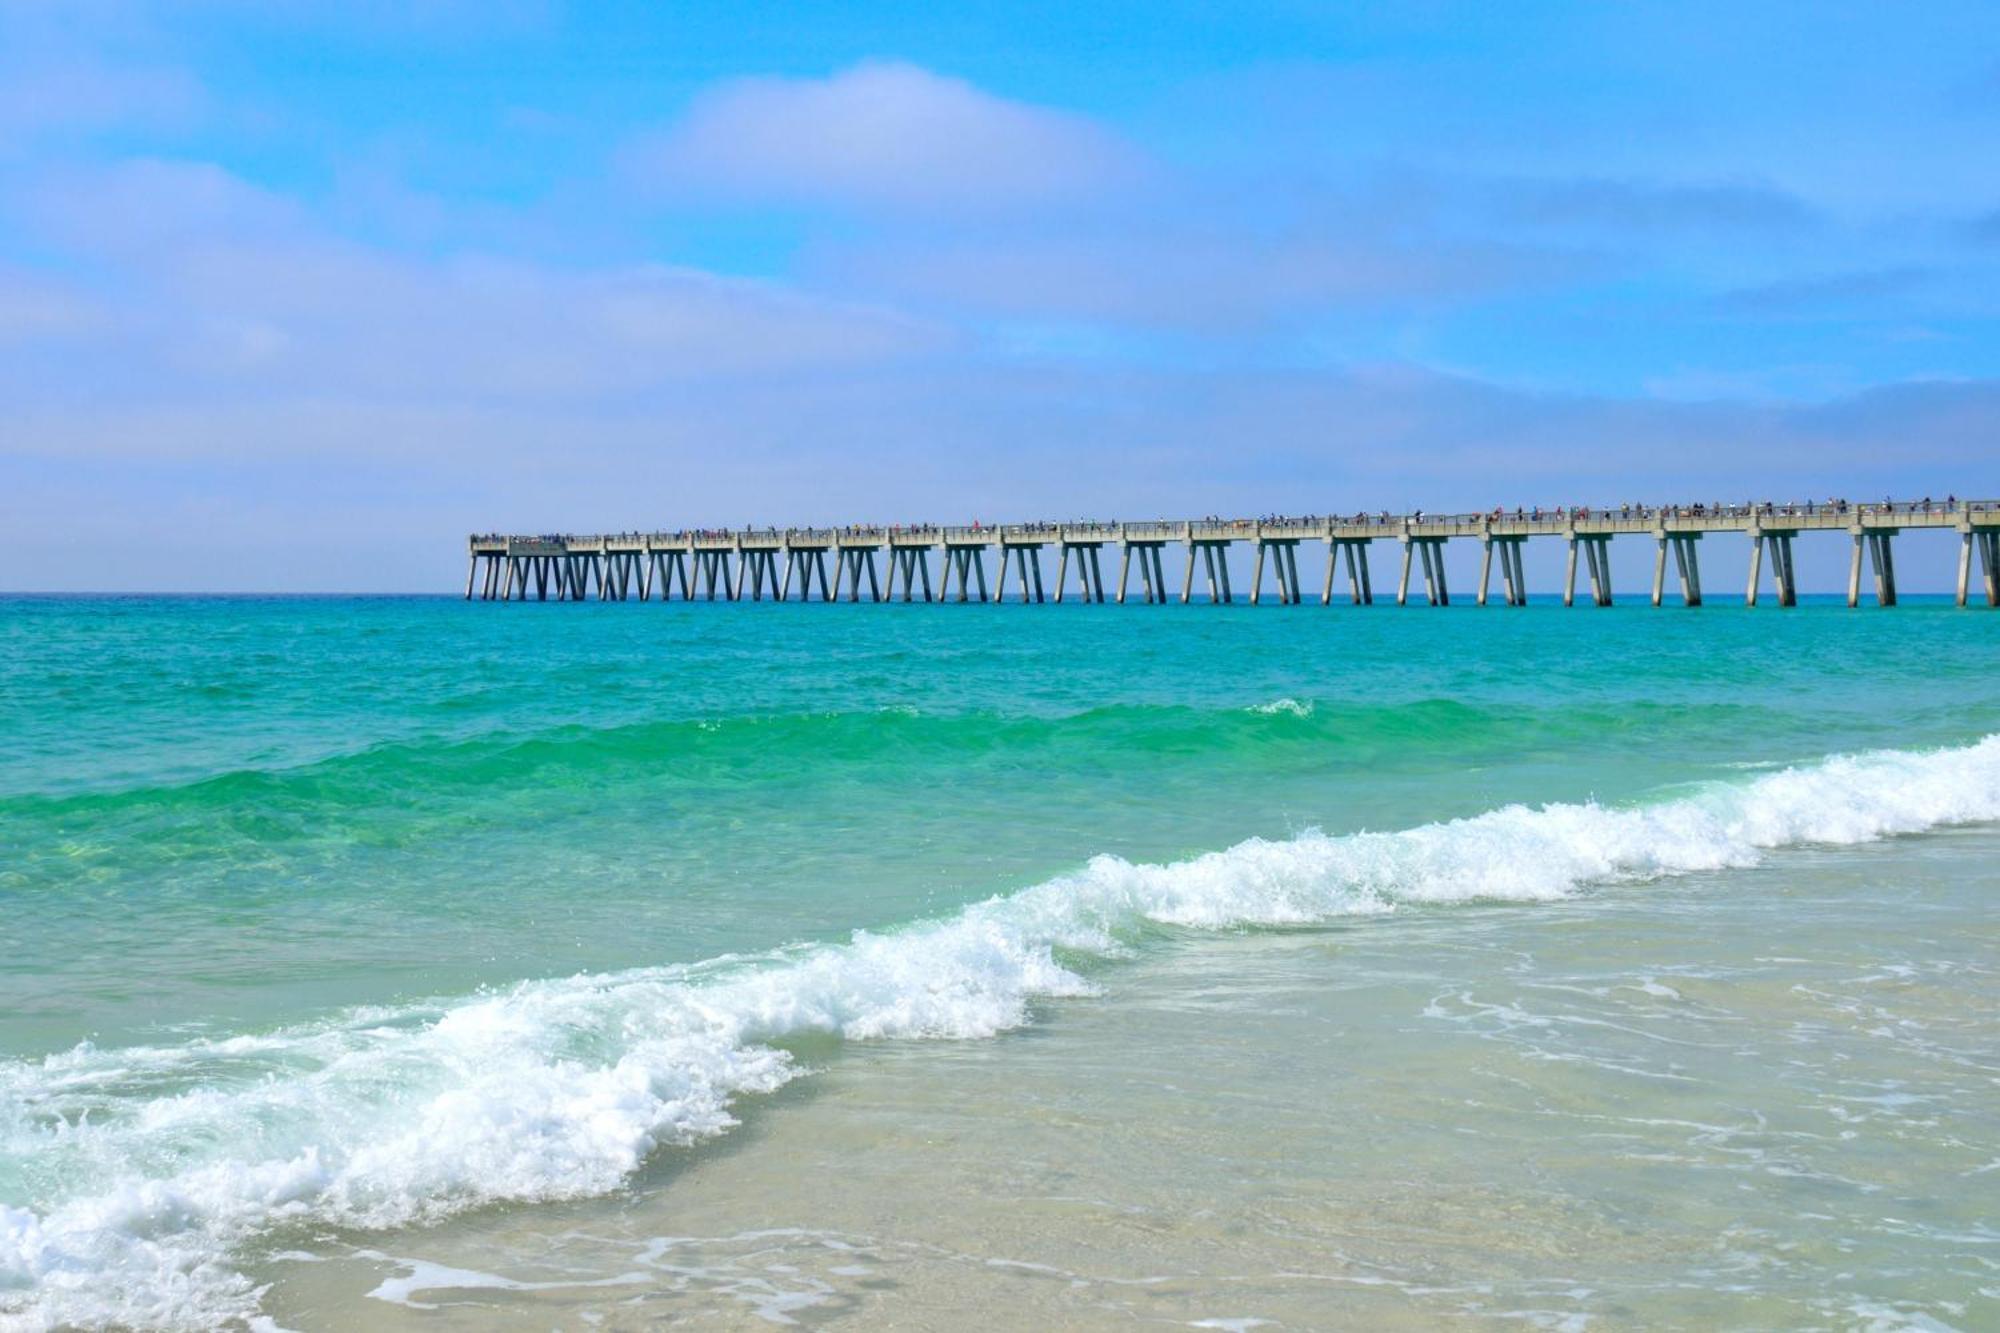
1419 540 1448 606
1585 537 1612 607
1745 534 1763 608
1564 537 1579 608
1651 538 1666 607
1396 540 1413 606
1870 532 1897 607
1478 538 1494 607
1672 536 1701 608
1957 533 1973 608
1848 533 1864 608
1251 542 1268 605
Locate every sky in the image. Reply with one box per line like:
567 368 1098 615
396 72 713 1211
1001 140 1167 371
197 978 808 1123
2 0 1998 591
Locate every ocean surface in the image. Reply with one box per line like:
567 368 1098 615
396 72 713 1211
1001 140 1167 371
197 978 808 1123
1 592 1997 1331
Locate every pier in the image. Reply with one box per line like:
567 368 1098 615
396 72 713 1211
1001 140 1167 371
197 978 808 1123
469 500 2000 608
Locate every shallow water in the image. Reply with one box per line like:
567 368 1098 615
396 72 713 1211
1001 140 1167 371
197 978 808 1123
1 594 1996 1329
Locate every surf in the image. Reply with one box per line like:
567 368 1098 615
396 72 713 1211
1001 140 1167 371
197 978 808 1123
3 733 1997 1330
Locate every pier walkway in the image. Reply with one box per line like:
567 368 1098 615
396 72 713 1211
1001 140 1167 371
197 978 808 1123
469 499 2000 608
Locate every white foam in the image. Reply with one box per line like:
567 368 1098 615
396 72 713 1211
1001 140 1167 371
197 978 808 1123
3 735 1998 1330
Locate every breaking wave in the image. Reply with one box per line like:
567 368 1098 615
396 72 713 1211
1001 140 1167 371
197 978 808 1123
3 735 1998 1330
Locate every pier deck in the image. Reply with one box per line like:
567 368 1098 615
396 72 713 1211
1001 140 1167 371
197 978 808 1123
469 499 2000 608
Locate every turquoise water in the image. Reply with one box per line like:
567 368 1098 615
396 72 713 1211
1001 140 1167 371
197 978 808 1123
1 594 1997 1329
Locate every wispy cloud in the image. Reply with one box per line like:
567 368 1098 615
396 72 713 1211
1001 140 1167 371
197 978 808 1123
1719 266 1932 315
6 160 947 397
627 61 1149 214
0 267 110 343
829 229 1575 332
1493 176 1815 232
0 61 202 152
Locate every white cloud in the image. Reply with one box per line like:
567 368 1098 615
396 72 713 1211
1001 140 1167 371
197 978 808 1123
7 160 948 399
828 230 1574 331
0 268 109 342
19 158 307 251
0 61 202 152
633 61 1146 213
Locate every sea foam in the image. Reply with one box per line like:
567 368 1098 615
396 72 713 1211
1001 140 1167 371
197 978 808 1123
2 735 1997 1330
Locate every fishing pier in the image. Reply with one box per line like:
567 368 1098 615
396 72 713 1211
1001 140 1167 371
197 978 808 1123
469 500 2000 608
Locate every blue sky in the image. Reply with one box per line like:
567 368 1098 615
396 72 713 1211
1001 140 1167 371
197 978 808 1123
3 0 1998 589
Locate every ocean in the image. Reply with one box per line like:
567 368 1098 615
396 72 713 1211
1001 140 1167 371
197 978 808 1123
1 593 1996 1330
